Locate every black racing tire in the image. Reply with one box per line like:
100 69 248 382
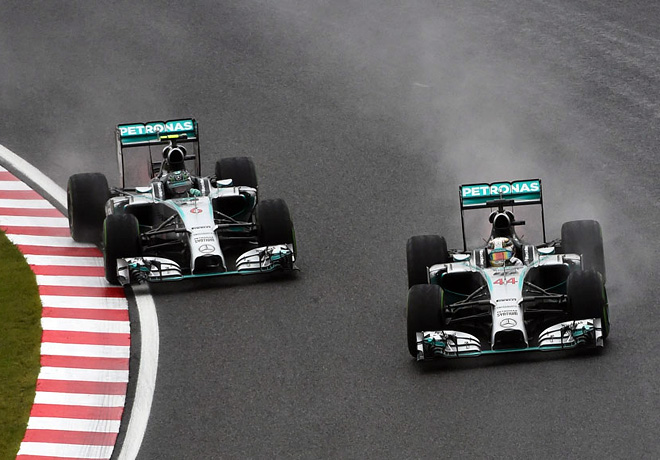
561 220 606 283
407 284 445 357
215 157 258 188
67 173 110 243
256 199 296 254
567 269 609 339
406 235 450 288
104 214 141 285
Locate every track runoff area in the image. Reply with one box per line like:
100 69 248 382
0 143 156 460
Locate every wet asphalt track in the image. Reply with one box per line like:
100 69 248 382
2 1 660 458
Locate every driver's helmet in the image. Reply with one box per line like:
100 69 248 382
165 170 194 198
162 145 187 172
487 237 514 267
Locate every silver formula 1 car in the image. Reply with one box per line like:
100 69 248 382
67 118 297 285
406 179 609 361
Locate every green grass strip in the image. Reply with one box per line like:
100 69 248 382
0 230 42 459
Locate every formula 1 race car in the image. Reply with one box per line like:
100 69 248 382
406 179 609 361
67 118 297 285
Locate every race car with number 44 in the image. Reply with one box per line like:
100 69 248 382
407 179 609 361
67 118 297 285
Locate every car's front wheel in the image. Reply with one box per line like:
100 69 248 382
406 235 449 288
407 284 445 357
561 220 606 283
67 173 110 244
215 157 258 188
104 214 141 285
567 269 609 339
256 199 296 255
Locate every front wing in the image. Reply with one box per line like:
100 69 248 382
415 319 604 361
115 244 296 284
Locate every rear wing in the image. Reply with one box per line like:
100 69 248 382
458 179 546 249
115 118 200 188
117 119 198 146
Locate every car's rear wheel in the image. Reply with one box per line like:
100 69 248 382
567 269 609 339
104 214 141 285
407 284 445 357
67 173 110 243
256 199 296 254
406 235 449 288
561 219 606 283
215 157 258 188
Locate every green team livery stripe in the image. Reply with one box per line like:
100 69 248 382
461 179 541 207
118 119 197 144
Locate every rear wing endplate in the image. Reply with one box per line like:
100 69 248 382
458 179 546 249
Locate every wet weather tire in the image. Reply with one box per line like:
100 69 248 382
104 214 141 285
567 269 609 339
67 173 110 243
256 199 296 254
407 284 445 357
561 220 606 283
215 157 258 188
406 235 449 288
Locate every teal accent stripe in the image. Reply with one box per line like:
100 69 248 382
460 179 542 208
149 265 289 282
118 119 197 145
462 192 541 207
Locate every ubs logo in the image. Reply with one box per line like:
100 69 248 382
190 207 203 214
500 318 517 328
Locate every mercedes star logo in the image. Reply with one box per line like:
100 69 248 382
500 318 517 328
198 244 215 254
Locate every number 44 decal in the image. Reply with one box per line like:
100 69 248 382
493 277 517 285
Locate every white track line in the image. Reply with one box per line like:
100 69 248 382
18 442 114 459
38 367 129 383
41 317 130 334
0 180 32 190
0 148 66 205
117 283 158 460
0 143 158 460
40 295 128 309
0 198 56 208
27 417 121 432
34 392 126 407
26 255 106 267
36 275 112 287
0 215 69 226
8 234 97 247
41 342 131 359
